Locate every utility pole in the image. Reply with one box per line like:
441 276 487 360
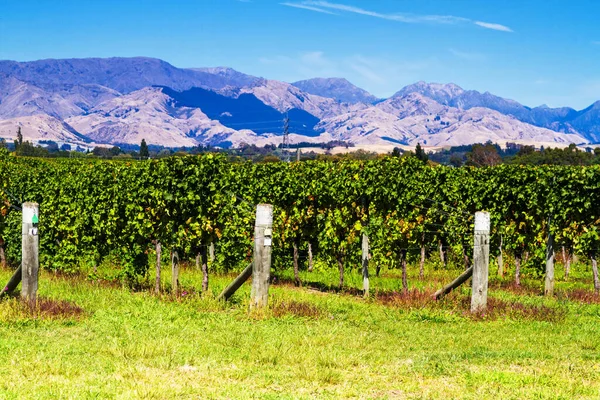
282 112 290 162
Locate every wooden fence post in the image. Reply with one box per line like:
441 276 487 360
497 235 504 278
171 251 179 296
471 211 490 313
362 232 369 297
545 230 555 296
250 204 273 310
155 241 161 294
307 242 314 272
209 242 215 263
21 202 39 308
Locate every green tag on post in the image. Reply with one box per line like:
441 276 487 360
32 214 39 224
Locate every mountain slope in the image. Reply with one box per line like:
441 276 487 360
292 77 378 104
395 81 599 142
67 87 244 147
188 67 260 87
0 75 84 119
0 114 91 145
318 94 586 146
0 57 235 94
161 86 322 136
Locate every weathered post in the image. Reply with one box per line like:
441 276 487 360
1 264 22 296
171 251 179 296
296 148 301 162
471 211 490 313
209 242 215 263
362 232 369 297
545 229 555 296
155 241 161 294
497 235 504 278
21 203 39 308
307 242 314 272
250 204 273 310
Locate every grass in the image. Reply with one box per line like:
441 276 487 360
1 261 600 399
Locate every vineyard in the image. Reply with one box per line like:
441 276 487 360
3 148 600 398
1 147 600 292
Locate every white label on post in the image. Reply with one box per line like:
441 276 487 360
23 207 35 224
29 228 38 236
264 238 272 246
264 228 272 236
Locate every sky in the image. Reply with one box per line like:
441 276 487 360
0 0 599 109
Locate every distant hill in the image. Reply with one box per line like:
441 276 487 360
0 56 596 148
292 77 378 104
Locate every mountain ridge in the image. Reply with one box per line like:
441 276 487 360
0 57 597 148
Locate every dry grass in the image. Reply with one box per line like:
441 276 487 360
271 299 324 319
556 288 600 304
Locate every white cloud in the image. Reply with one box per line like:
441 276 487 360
474 21 513 32
280 2 336 14
305 1 467 24
281 1 512 32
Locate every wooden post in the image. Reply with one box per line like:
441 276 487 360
296 148 301 162
209 242 215 263
171 251 179 296
544 230 554 296
293 239 300 286
155 241 161 294
471 211 490 313
1 264 22 296
401 249 408 294
362 232 369 297
217 263 252 301
434 266 473 300
201 245 209 292
250 204 273 310
497 235 504 278
563 246 571 280
438 240 445 267
419 233 425 280
307 242 314 272
21 202 39 307
0 238 6 268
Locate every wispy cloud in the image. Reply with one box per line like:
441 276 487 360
448 48 485 61
305 1 467 24
258 51 437 97
281 1 512 32
280 2 336 14
474 21 513 32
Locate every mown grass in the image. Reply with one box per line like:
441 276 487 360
1 261 600 399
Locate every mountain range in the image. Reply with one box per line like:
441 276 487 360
0 57 597 149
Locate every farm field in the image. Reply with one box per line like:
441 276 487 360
2 262 600 399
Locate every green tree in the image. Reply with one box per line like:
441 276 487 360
14 127 23 150
466 143 502 167
415 143 429 163
140 139 149 159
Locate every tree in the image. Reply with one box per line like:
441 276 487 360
415 143 429 163
14 127 23 150
466 143 502 167
110 146 121 157
139 139 149 159
391 147 402 158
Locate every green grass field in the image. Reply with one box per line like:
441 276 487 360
1 261 600 399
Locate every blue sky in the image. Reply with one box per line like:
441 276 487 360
1 0 598 109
